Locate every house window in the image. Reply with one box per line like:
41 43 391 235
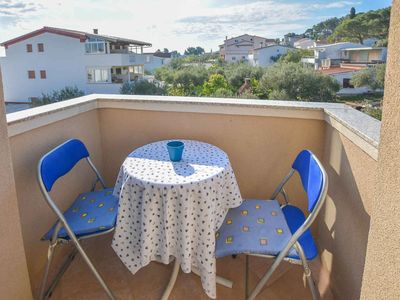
40 70 46 79
232 57 236 61
38 43 44 52
28 70 35 79
85 38 106 54
343 78 354 88
115 67 122 75
146 55 151 63
26 44 32 52
87 67 109 83
132 65 143 74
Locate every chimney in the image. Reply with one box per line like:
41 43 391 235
93 29 98 34
225 36 228 41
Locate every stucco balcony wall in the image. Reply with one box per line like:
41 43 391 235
6 95 380 299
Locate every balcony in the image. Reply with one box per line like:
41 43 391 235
4 95 380 299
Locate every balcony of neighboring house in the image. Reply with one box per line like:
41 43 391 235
4 94 382 300
110 65 144 84
340 47 387 67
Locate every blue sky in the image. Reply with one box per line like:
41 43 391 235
0 0 392 56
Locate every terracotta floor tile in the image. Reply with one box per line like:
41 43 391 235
48 235 333 300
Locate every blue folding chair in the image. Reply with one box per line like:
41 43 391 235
216 150 328 300
37 139 118 300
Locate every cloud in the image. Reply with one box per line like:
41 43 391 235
0 0 41 23
325 1 361 9
175 1 312 40
174 0 364 42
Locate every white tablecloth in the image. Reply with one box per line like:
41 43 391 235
112 140 242 298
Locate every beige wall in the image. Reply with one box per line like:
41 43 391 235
9 110 104 296
320 125 377 300
360 2 400 299
349 49 382 62
7 104 385 299
98 108 325 211
0 68 32 298
8 108 325 295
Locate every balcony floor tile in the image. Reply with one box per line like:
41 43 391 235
49 235 333 300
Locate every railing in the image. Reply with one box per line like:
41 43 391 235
6 95 380 299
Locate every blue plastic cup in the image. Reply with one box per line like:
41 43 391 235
167 141 184 162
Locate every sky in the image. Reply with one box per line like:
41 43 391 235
0 0 392 56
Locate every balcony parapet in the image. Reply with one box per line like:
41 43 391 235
6 95 381 160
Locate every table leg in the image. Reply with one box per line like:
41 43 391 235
161 259 180 300
191 266 234 289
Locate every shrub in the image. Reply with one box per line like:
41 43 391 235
120 80 165 95
34 86 85 106
259 62 340 101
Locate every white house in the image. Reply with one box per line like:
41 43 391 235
293 38 315 49
312 42 364 69
142 51 173 72
219 34 276 63
318 67 372 95
0 26 152 102
248 45 292 67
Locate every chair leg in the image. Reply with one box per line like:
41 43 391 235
245 255 249 299
39 241 57 300
247 253 286 300
295 243 319 300
69 236 116 300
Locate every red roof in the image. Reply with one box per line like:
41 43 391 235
1 27 87 48
1 26 152 48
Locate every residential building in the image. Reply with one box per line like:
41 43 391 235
341 46 387 65
0 26 152 102
219 34 276 63
318 65 371 95
143 50 173 72
283 33 304 47
293 37 315 49
311 43 387 95
248 45 292 67
312 42 363 69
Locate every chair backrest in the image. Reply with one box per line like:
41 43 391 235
39 139 90 192
292 150 325 212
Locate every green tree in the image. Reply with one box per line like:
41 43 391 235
184 46 205 56
224 63 264 90
259 62 340 102
34 86 85 105
304 17 342 40
120 80 165 95
278 49 314 63
350 64 386 90
350 7 356 19
201 74 231 96
330 7 391 44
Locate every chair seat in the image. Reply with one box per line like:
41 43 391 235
43 188 118 240
215 199 318 261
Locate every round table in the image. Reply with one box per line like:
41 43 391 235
112 140 242 298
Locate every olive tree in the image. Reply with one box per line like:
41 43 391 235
351 64 386 91
259 62 340 102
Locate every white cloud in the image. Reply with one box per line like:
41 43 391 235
0 0 365 56
312 1 361 9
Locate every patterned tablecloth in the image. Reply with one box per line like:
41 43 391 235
112 140 242 298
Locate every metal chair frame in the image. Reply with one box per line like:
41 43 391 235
37 140 116 300
245 153 328 300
